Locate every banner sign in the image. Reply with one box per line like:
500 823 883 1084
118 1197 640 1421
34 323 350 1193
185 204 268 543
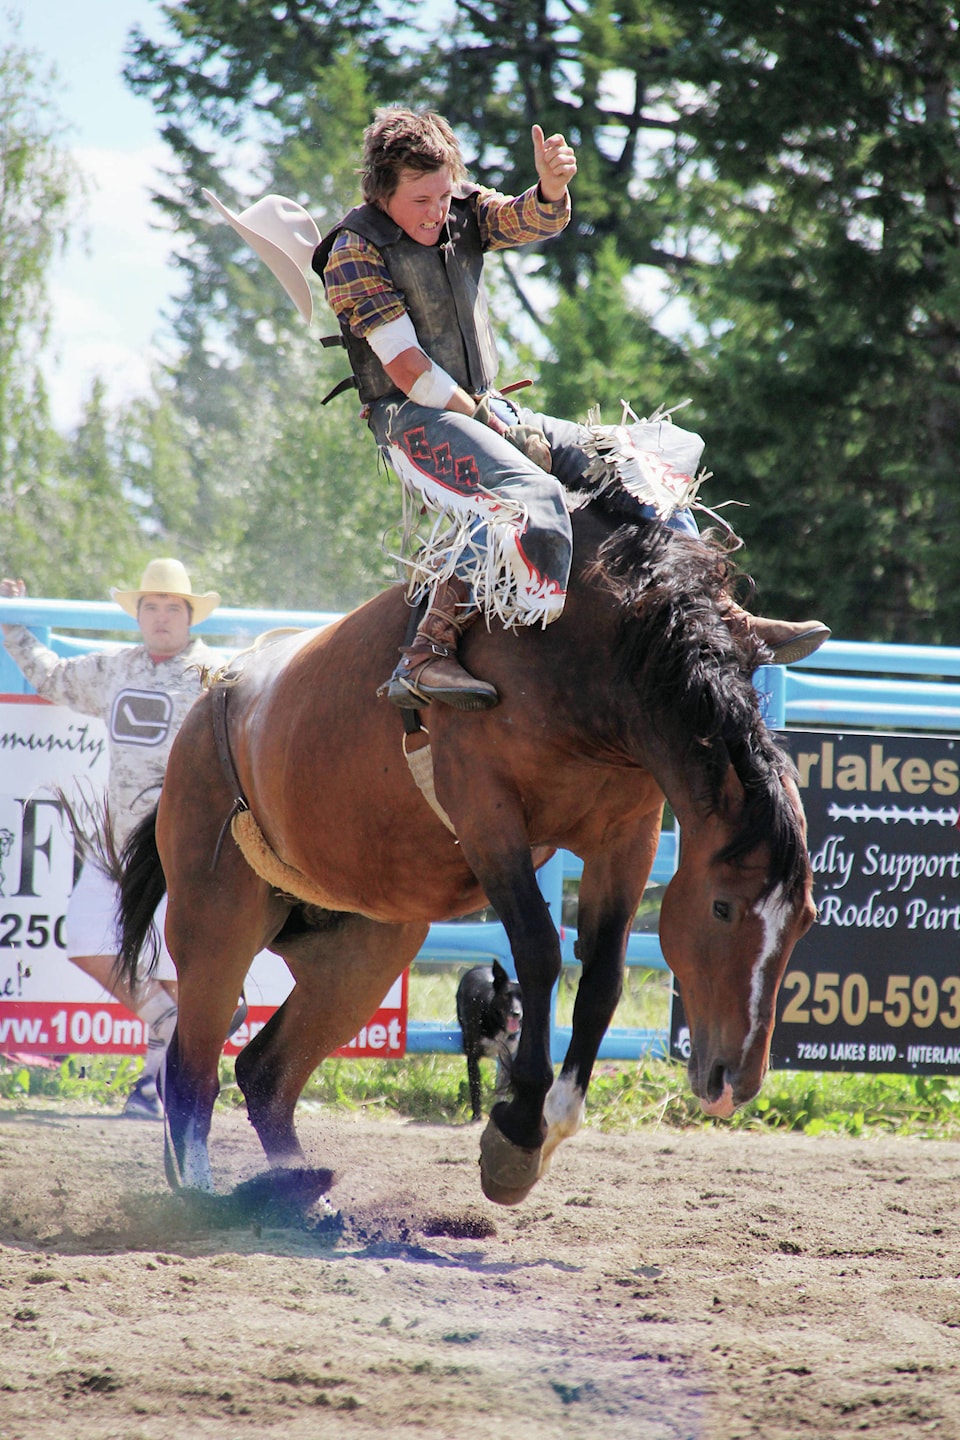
670 729 960 1075
0 696 407 1058
222 966 409 1061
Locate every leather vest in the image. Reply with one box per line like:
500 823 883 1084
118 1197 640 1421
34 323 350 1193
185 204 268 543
313 189 500 404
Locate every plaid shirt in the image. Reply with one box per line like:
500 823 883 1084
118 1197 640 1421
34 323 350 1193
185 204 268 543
323 185 570 339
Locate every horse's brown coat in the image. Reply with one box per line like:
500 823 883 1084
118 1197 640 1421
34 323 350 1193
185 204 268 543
118 503 815 1198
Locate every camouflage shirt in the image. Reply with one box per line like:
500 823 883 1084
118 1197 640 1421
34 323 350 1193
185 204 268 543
3 626 218 848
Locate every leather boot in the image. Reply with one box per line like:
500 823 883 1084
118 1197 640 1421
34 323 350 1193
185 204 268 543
384 577 499 711
724 601 831 665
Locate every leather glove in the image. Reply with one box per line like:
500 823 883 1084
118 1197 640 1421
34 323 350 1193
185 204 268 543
473 396 552 472
505 423 552 472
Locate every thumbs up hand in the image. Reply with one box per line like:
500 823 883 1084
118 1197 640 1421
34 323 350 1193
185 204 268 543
531 124 577 202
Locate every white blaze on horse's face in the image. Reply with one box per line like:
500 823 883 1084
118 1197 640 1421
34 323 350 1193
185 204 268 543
697 883 793 1119
703 871 816 1118
740 885 792 1068
660 832 812 1119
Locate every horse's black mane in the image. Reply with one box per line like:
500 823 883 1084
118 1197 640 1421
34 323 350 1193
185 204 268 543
578 488 808 900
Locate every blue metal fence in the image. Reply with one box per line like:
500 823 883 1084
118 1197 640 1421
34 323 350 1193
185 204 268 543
3 599 958 1063
783 640 960 732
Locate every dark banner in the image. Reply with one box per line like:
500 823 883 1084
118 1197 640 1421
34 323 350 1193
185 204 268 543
670 729 960 1074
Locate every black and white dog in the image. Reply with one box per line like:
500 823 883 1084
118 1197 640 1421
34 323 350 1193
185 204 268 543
456 960 523 1121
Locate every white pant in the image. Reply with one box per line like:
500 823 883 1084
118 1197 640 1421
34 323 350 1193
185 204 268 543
67 861 176 982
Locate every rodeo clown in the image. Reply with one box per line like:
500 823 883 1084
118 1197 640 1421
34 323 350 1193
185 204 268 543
205 107 829 710
0 559 239 1119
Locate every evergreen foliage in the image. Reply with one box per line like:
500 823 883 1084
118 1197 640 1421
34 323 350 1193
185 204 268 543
654 0 960 640
8 4 960 637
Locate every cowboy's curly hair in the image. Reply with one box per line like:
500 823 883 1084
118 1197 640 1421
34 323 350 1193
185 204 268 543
361 107 467 206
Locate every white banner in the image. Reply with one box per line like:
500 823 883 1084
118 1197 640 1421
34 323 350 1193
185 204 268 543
0 696 406 1056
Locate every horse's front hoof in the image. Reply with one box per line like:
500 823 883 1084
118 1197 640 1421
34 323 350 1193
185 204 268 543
478 1118 542 1206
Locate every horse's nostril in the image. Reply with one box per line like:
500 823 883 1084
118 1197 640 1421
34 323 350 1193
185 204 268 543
706 1061 727 1101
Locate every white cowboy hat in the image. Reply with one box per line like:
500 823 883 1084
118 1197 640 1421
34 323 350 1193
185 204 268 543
111 558 221 625
202 188 322 323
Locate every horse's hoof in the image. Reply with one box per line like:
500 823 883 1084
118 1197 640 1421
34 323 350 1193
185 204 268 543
478 1118 542 1206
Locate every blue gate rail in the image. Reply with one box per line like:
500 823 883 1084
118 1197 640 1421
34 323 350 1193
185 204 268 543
783 640 960 732
408 838 677 1059
3 601 958 1064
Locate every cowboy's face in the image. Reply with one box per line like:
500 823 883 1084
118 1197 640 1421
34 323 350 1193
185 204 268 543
137 594 192 658
384 166 453 245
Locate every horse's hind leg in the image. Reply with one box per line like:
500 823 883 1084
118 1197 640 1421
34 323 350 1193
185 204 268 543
153 701 289 1191
235 913 428 1167
161 956 253 1193
160 866 281 1191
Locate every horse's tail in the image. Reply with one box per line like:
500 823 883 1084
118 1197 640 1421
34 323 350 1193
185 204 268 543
116 806 167 991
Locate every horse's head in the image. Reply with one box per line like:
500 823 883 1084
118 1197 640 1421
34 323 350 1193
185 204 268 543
571 501 816 1114
659 767 816 1118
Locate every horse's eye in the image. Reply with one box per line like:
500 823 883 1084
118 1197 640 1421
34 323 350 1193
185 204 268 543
712 899 732 922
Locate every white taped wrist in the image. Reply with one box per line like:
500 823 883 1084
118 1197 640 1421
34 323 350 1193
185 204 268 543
408 361 458 409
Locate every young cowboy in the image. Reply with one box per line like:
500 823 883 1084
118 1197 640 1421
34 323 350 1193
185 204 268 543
207 109 829 709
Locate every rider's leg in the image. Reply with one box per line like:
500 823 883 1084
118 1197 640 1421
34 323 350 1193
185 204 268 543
526 407 830 665
371 398 573 708
715 604 831 665
384 571 498 710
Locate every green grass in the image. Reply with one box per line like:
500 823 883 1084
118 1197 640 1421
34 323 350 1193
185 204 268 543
4 963 960 1140
4 1050 959 1140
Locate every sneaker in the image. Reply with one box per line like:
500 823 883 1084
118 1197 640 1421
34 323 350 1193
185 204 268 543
122 1076 163 1121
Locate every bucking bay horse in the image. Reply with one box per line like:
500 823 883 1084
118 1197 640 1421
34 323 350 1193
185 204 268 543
117 491 816 1203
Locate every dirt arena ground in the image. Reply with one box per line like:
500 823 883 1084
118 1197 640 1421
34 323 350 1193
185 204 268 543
0 1098 958 1439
